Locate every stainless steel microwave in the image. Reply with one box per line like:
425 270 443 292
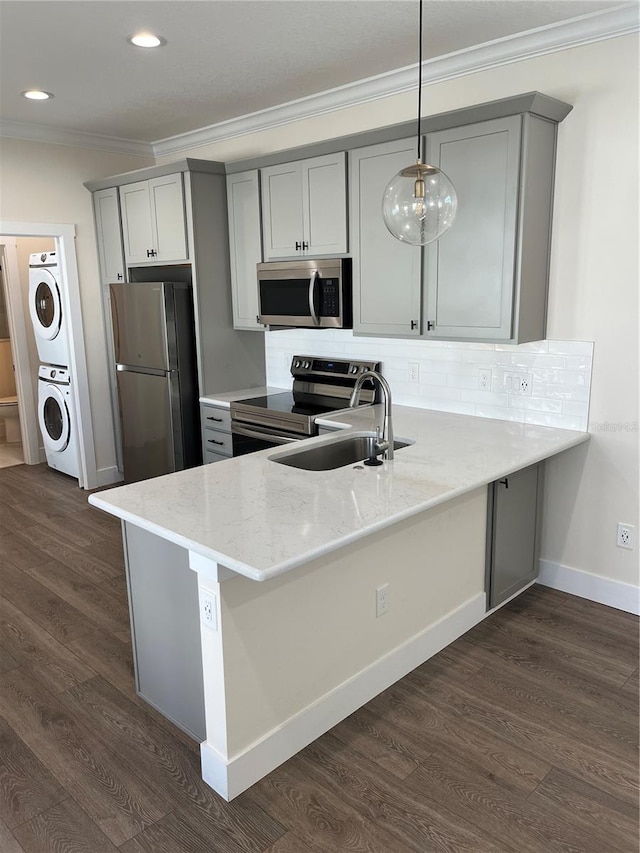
257 258 352 329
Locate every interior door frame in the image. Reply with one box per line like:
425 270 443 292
0 222 97 489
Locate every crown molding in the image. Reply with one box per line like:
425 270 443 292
1 4 636 159
153 3 639 158
0 119 153 158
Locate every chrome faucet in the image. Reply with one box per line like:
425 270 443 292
349 370 394 460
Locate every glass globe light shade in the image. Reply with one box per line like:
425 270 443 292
382 161 458 246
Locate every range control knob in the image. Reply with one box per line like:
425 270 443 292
361 365 368 373
303 361 311 369
51 369 57 378
350 365 358 374
294 360 301 368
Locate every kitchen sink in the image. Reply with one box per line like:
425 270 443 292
271 433 412 471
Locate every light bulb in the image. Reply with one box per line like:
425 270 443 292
382 161 457 246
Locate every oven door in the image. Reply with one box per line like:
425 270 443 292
231 421 304 456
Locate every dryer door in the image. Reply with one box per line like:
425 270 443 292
38 383 70 451
29 268 62 341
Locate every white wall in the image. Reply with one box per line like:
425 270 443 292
167 35 638 591
0 139 154 472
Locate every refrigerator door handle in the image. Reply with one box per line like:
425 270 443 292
116 364 168 377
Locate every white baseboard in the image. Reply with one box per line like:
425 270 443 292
538 559 640 615
201 591 486 801
95 465 124 487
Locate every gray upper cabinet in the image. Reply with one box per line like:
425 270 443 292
93 187 125 284
119 173 189 265
424 114 557 343
261 153 347 259
226 170 263 331
350 138 421 337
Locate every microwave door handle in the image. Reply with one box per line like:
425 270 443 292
309 270 320 326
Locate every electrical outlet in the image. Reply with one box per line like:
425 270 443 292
503 372 533 396
616 523 636 550
201 591 217 629
478 368 492 391
408 362 420 383
376 584 389 617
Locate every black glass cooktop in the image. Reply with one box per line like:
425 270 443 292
234 392 347 418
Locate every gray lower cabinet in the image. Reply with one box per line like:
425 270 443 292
123 523 206 741
201 403 232 463
485 463 541 609
424 114 557 343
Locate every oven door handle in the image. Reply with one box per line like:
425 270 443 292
232 423 300 444
308 270 320 327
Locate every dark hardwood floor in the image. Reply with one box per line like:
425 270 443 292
0 462 638 852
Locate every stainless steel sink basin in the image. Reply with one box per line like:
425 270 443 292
271 433 412 471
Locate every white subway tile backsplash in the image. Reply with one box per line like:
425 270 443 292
265 330 593 432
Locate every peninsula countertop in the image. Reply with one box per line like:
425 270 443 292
89 406 589 582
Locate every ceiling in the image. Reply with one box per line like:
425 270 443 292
0 0 630 145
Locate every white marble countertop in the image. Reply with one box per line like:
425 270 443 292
89 406 589 582
200 387 288 408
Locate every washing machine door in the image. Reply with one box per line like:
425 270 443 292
38 383 70 451
29 268 62 341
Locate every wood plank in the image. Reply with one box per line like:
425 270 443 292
264 832 318 853
407 751 623 853
20 559 130 638
0 817 25 853
0 565 98 644
329 705 422 780
622 668 639 695
407 670 639 806
0 667 170 846
119 810 251 853
66 631 136 696
0 646 18 674
60 676 286 852
12 524 120 584
0 595 95 694
361 678 550 796
0 533 49 571
529 768 640 853
12 798 120 853
292 732 507 853
247 761 420 853
0 715 67 829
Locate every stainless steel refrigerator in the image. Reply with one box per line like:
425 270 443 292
110 281 200 483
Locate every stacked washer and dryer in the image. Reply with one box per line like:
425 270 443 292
28 252 80 479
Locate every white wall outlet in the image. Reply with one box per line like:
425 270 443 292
616 523 636 550
408 362 420 383
504 372 533 395
201 591 218 630
376 583 389 617
478 368 492 391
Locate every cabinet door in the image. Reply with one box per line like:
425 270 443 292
261 161 303 260
120 181 154 264
93 188 125 284
350 139 421 337
486 463 540 609
424 115 521 341
227 171 263 330
302 153 347 255
149 174 188 263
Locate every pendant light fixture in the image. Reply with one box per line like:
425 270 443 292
382 0 457 246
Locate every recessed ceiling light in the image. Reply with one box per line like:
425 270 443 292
127 33 167 48
22 90 54 101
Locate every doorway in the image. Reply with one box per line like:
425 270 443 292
0 223 98 489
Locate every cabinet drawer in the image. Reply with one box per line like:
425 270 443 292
203 429 233 457
204 449 230 465
201 405 231 433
